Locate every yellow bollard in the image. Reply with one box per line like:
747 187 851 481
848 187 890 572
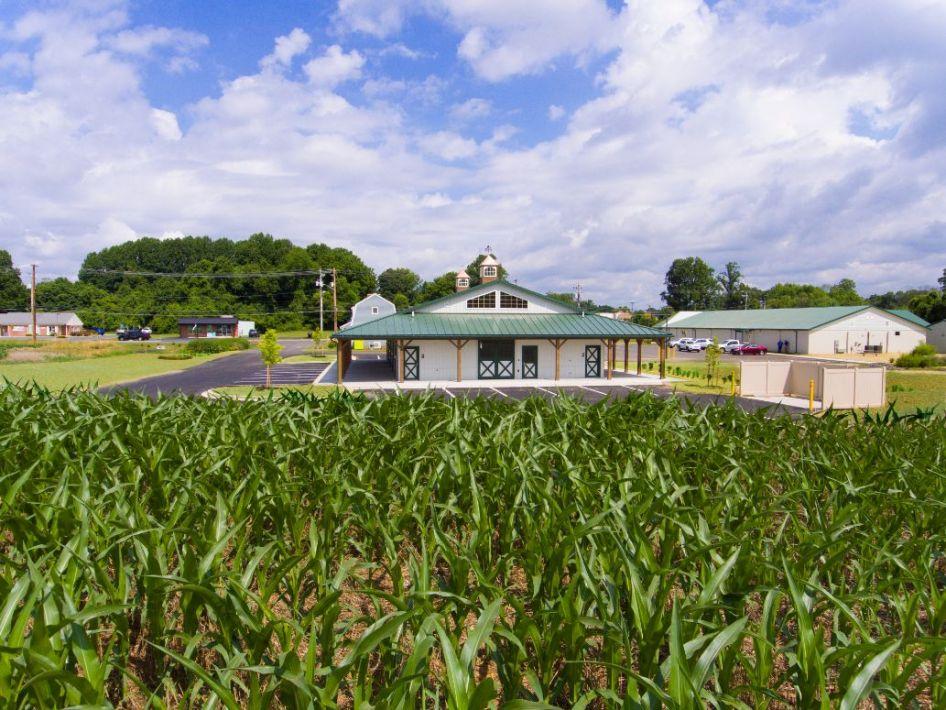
730 377 735 397
808 378 815 413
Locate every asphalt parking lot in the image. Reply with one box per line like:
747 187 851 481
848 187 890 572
233 363 329 386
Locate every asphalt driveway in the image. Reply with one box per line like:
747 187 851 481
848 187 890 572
101 340 317 397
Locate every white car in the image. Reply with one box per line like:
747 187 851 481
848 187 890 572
684 338 712 352
674 337 695 351
720 339 743 353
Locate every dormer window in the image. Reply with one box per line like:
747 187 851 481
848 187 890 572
457 277 469 288
500 292 527 309
482 266 497 278
466 292 496 308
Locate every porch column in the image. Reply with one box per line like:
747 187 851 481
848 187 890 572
623 338 630 372
608 340 614 380
547 338 564 380
397 340 405 383
451 339 467 383
335 339 344 385
636 339 643 375
659 339 667 379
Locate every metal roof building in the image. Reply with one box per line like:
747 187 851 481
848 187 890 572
660 305 928 355
333 255 670 384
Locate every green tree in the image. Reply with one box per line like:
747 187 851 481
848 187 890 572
826 278 865 306
716 262 743 309
939 267 946 292
0 250 29 310
416 272 457 303
705 337 722 385
908 290 946 324
661 257 718 311
763 283 833 308
378 268 421 304
392 293 410 311
258 330 283 388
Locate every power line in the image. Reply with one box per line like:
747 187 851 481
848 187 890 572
78 267 366 279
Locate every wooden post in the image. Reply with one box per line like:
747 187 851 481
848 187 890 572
331 267 338 332
607 340 614 380
623 338 629 372
397 340 405 383
30 264 37 344
636 338 643 376
451 339 467 382
659 339 667 379
336 339 343 385
547 338 563 380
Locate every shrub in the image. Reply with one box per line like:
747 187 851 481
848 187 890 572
895 344 942 368
185 338 251 355
157 353 193 361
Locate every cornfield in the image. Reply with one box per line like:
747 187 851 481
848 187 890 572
1 384 944 708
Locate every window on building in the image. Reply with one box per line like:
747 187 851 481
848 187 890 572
499 291 528 309
466 292 497 308
895 331 900 336
482 265 497 277
457 277 469 288
371 306 379 315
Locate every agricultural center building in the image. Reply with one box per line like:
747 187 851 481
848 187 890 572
333 253 671 383
0 311 83 337
661 306 928 355
339 293 396 348
178 317 254 338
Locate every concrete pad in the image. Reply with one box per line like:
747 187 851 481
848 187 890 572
751 394 821 410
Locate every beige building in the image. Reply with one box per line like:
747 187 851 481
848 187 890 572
0 311 84 337
929 320 946 353
661 306 928 355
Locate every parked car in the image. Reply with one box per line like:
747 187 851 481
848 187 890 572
118 328 150 341
674 338 694 351
141 327 152 336
248 328 259 338
683 338 712 352
735 343 767 355
88 327 106 336
720 339 743 353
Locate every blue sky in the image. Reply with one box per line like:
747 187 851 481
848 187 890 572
1 0 945 305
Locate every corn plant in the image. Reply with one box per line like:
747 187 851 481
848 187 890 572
0 382 943 707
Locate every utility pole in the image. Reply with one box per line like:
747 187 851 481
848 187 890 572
331 267 338 332
575 281 582 307
318 272 324 333
31 264 37 344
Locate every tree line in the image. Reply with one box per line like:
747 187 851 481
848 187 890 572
2 240 944 331
661 256 946 323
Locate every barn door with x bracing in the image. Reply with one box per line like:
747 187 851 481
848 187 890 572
403 346 420 380
521 345 538 379
584 345 601 378
478 339 514 379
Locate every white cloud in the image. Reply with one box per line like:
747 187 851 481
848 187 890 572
150 108 182 141
260 28 311 71
450 97 491 121
419 131 479 161
548 104 565 121
303 45 365 87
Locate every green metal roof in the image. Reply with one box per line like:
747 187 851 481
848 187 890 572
666 306 870 330
413 279 580 313
888 309 930 328
334 313 670 340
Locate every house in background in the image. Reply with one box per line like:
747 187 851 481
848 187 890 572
178 316 244 338
660 306 928 354
340 293 396 349
333 254 671 383
0 311 83 337
929 320 946 353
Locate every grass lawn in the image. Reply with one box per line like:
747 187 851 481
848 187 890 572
0 351 235 391
213 384 341 399
885 370 946 414
636 359 738 395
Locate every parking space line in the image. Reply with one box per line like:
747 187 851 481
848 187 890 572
537 387 558 397
441 387 455 398
580 385 608 396
490 387 509 398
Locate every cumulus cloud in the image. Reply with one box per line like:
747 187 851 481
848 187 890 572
260 28 311 71
450 97 491 121
1 0 946 307
303 45 365 87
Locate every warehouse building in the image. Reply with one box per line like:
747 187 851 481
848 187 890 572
177 317 254 338
0 311 84 337
929 320 946 353
661 306 928 355
333 253 671 383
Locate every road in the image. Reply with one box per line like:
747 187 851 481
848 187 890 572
101 339 317 397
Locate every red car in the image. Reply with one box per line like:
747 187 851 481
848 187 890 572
735 343 767 355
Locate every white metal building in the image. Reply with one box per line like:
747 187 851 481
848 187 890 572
929 320 946 353
660 306 928 355
340 293 397 348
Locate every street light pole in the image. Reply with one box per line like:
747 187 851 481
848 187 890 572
31 264 37 344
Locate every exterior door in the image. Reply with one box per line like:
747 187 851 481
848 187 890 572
478 339 514 379
521 345 538 379
584 345 601 378
403 346 420 380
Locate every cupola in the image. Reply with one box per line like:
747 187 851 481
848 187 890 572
479 253 500 283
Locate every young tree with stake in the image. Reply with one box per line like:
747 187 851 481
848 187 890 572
258 331 283 389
